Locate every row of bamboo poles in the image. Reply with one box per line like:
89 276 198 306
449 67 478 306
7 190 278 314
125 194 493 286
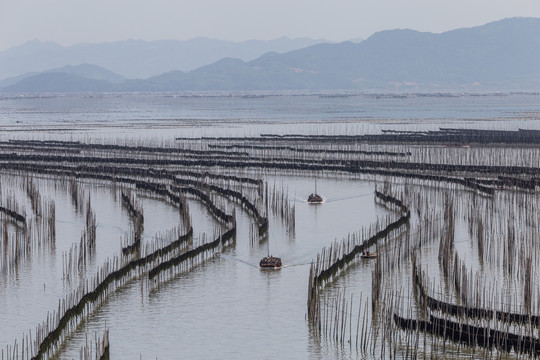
379 181 540 358
3 138 540 196
78 329 109 360
0 143 274 359
307 189 411 349
0 176 55 279
2 135 540 358
120 191 144 256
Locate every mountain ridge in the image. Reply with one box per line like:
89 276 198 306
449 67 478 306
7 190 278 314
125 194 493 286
2 17 540 93
0 37 331 80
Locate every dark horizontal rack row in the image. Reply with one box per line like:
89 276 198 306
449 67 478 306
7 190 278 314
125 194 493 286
120 192 144 256
2 149 539 179
314 192 410 285
148 227 236 280
413 261 540 325
207 143 410 157
394 313 540 356
0 206 25 223
6 140 248 157
249 128 540 145
0 154 510 195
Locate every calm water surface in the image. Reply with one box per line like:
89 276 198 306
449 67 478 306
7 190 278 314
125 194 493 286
0 92 539 140
0 93 539 359
56 176 383 359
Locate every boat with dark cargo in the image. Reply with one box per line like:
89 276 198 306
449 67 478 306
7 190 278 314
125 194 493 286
259 255 282 268
307 180 323 204
307 193 323 203
259 234 282 268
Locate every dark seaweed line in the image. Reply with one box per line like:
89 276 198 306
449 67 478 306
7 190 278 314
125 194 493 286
172 177 267 233
63 165 261 188
314 194 410 285
121 192 142 220
0 154 499 195
0 205 25 223
121 238 141 256
2 149 540 178
413 261 540 325
176 186 233 224
6 139 249 157
0 144 82 154
31 227 193 360
0 166 241 256
0 162 236 225
466 176 538 191
393 313 540 356
1 163 255 358
210 128 540 146
314 212 410 285
154 175 240 225
0 163 258 228
0 166 223 360
0 163 249 227
120 192 144 256
374 190 408 214
18 168 235 359
207 143 411 157
0 150 254 166
148 226 236 280
0 150 503 181
172 169 261 186
307 191 411 322
89 167 240 227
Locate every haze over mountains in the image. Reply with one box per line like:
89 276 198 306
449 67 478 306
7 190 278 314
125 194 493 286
0 37 331 81
2 17 540 93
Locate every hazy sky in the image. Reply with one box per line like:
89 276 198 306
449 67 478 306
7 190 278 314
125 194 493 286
1 0 540 50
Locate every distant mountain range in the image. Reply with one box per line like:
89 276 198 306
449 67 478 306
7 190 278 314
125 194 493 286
2 17 540 93
1 65 123 93
0 37 332 80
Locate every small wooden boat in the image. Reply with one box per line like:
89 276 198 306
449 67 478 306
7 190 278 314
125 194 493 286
307 193 323 204
260 255 282 268
307 180 323 204
260 234 281 268
360 251 377 259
